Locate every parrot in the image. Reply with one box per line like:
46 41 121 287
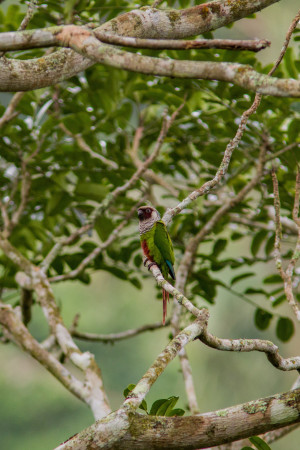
137 206 175 325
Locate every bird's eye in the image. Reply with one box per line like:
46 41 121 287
146 208 151 214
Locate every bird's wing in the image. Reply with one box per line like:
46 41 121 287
154 221 175 280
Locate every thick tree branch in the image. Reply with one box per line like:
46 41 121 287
100 1 281 40
57 388 300 450
0 1 295 93
49 29 300 98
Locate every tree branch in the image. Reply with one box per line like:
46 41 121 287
144 260 300 371
0 302 89 403
0 92 25 128
199 328 300 371
0 2 297 93
121 314 208 413
71 320 170 343
96 32 270 52
272 168 300 321
19 0 39 31
56 388 300 450
0 237 111 419
59 122 118 169
100 1 281 40
178 347 200 414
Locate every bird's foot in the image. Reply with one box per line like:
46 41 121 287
143 257 149 267
147 262 158 271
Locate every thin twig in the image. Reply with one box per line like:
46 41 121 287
152 0 165 7
163 8 300 225
172 144 267 328
9 160 31 232
272 168 283 272
268 9 300 76
71 320 170 343
272 168 300 321
59 123 118 169
178 347 199 414
0 92 25 128
19 0 39 30
266 142 300 162
128 124 178 197
49 200 143 282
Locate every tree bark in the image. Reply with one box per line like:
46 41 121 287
57 388 300 449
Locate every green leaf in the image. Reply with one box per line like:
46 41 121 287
251 230 268 257
264 234 275 256
213 239 227 257
94 216 114 241
249 436 272 450
254 308 273 330
231 272 255 286
129 277 142 290
167 408 185 417
139 399 148 413
284 47 297 78
123 384 147 412
149 396 181 416
150 399 168 416
263 274 282 284
271 293 286 307
75 183 109 202
123 383 136 398
276 317 294 342
244 288 266 295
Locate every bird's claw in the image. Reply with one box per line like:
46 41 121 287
147 262 158 271
143 257 149 267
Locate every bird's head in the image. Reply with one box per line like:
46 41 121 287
137 206 160 224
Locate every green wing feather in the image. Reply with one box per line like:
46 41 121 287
154 221 175 280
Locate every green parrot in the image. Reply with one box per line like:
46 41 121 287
137 206 175 325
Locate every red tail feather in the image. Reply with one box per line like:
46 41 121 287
162 289 169 325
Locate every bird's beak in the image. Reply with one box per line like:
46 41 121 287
137 209 143 219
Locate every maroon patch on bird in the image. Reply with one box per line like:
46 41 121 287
141 240 153 261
